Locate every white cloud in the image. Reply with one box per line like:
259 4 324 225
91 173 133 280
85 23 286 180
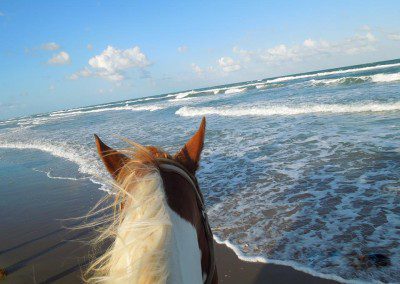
260 44 297 62
89 46 150 71
41 42 60 51
303 39 316 48
87 44 93 50
354 32 377 43
87 46 150 81
178 45 188 53
234 31 378 65
70 45 150 81
68 67 92 80
48 51 71 65
218 57 241 72
191 63 203 75
388 33 400 41
232 46 254 62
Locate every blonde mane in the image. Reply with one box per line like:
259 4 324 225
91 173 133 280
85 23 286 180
85 144 173 284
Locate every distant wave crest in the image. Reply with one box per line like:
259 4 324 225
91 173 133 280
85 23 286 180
50 104 163 118
175 102 400 117
266 62 400 83
311 72 400 86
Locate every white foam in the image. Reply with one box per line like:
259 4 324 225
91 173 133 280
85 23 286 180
176 102 400 117
266 62 400 83
0 142 112 193
370 72 400 83
32 168 89 181
49 104 163 118
174 90 196 99
255 84 268 89
225 87 247 94
125 97 160 104
311 72 400 86
213 236 355 283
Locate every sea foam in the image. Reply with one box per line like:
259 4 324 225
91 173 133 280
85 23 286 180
50 104 163 118
310 72 400 86
176 102 400 117
266 62 400 84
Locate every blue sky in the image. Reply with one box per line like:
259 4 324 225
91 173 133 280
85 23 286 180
0 0 399 119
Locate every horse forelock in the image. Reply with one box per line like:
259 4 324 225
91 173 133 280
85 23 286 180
86 142 208 284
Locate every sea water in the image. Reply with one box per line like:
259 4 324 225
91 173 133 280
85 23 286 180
1 59 400 283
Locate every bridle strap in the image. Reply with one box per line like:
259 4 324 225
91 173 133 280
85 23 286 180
156 158 215 284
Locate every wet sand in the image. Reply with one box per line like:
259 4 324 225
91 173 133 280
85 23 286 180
0 148 338 283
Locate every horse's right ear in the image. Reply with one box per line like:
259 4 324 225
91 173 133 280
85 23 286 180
94 134 129 179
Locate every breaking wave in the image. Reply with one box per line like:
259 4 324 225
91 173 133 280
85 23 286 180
0 142 111 193
266 62 400 83
225 87 247 94
176 102 400 117
310 72 400 86
50 104 163 118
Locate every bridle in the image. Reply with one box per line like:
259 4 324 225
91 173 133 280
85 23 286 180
156 158 216 284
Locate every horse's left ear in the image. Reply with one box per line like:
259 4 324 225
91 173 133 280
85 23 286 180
94 134 129 179
174 117 206 174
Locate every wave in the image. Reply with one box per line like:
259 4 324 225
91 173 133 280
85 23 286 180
33 168 89 181
311 72 400 86
175 102 400 117
174 90 196 99
225 87 247 94
213 236 351 283
125 97 161 104
168 90 200 102
0 141 112 193
49 104 163 118
255 84 268 89
50 102 121 115
266 62 400 84
370 72 400 83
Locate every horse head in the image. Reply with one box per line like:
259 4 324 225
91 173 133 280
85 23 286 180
89 117 217 284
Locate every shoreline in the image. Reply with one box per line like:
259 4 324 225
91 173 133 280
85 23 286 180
214 242 338 284
0 148 338 283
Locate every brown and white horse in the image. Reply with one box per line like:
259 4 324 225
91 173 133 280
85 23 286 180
88 117 217 284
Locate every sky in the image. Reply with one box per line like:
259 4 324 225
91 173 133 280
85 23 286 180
0 0 400 120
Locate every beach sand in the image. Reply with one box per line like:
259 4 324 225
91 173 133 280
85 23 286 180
0 149 338 283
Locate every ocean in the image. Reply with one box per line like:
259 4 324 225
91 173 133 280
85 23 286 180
1 59 399 283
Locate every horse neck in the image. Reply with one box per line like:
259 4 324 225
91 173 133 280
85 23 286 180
105 171 203 284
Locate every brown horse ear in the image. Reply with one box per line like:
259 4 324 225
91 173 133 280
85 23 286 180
94 134 129 179
174 117 206 173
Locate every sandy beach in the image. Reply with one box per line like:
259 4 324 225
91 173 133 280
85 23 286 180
0 148 338 283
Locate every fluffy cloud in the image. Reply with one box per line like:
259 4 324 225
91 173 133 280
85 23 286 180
234 31 379 64
218 57 241 72
73 46 150 81
41 42 60 51
178 45 188 53
191 63 203 75
388 33 400 41
89 46 149 71
48 51 70 65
